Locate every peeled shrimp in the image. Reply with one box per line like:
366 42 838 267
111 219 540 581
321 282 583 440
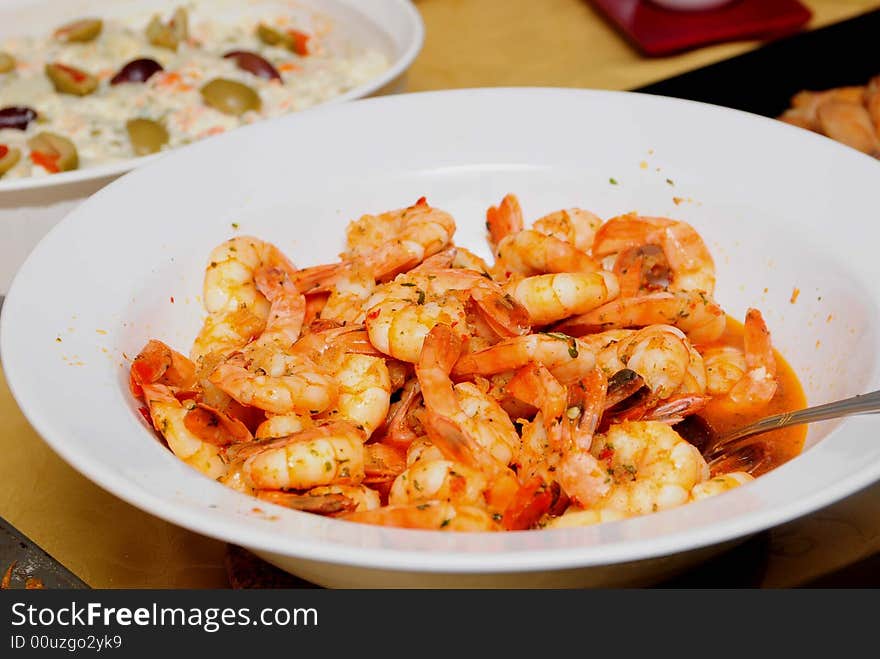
203 236 296 316
690 472 754 501
343 501 500 531
495 230 600 278
190 308 265 363
365 269 528 363
816 100 880 156
389 459 488 507
141 383 227 479
209 351 337 415
452 333 597 385
543 508 625 529
344 197 456 269
417 326 521 511
504 271 619 325
555 290 726 345
711 308 777 409
230 421 366 490
590 421 709 516
614 325 707 398
533 208 604 253
593 214 715 294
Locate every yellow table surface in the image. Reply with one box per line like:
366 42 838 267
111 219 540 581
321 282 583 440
3 0 880 588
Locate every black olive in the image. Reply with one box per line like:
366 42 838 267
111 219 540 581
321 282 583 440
0 106 38 131
110 58 164 85
223 50 281 81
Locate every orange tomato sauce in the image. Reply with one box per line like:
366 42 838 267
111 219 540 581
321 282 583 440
699 315 807 475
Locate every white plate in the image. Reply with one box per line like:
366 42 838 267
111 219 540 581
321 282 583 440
0 0 424 193
3 88 880 588
0 0 423 294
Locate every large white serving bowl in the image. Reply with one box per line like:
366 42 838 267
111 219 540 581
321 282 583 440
3 88 880 588
0 0 424 293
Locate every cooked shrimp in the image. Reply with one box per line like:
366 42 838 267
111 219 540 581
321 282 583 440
554 369 614 507
789 86 866 128
615 325 707 398
504 271 619 325
715 308 777 408
320 353 391 436
129 339 196 398
554 290 726 345
183 402 253 446
229 421 366 490
702 346 747 396
485 193 523 251
452 246 493 275
867 76 880 135
542 507 625 529
533 208 603 253
590 421 709 516
256 485 379 515
690 472 754 501
141 383 227 479
452 333 597 385
364 442 408 484
209 351 338 415
417 326 521 510
613 245 674 297
406 436 444 466
308 485 381 512
495 230 601 278
389 459 488 507
364 269 527 363
344 197 456 269
816 100 880 156
203 236 296 316
251 265 306 352
381 379 423 449
255 412 312 439
190 308 266 363
343 501 500 531
364 274 469 364
593 214 715 294
256 489 358 516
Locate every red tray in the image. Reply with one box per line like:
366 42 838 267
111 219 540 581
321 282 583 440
591 0 813 57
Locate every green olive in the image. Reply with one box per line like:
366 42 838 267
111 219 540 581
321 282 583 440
146 7 189 51
256 23 309 55
27 132 78 173
0 52 14 74
54 18 103 43
126 118 169 156
200 78 261 116
45 62 98 96
256 23 289 48
0 145 22 177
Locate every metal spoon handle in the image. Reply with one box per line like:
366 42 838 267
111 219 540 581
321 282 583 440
706 389 880 459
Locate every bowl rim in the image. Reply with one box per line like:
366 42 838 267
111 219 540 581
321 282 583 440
0 0 425 194
4 86 880 574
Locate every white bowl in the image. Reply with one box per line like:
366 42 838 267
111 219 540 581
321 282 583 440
0 0 424 293
3 88 880 588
